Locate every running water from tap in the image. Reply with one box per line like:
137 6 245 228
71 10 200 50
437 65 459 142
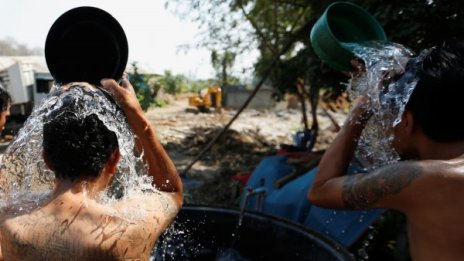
342 41 417 170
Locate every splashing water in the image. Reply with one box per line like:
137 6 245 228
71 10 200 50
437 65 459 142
0 84 157 217
153 218 206 260
356 225 377 260
342 41 416 170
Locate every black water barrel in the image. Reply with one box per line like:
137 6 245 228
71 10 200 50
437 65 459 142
154 205 354 261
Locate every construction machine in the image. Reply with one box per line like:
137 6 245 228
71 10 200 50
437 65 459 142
188 85 222 112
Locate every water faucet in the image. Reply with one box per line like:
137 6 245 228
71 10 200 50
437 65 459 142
240 186 267 212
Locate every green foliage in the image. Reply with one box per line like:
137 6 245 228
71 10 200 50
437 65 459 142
357 0 464 52
130 62 221 105
128 62 172 111
211 49 236 86
160 70 188 94
128 62 152 111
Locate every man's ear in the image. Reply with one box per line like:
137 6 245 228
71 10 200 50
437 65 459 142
105 149 121 175
42 151 54 171
402 110 416 135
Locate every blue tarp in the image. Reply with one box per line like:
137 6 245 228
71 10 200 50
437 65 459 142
244 155 384 247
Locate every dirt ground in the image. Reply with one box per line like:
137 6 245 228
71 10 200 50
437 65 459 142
147 95 347 207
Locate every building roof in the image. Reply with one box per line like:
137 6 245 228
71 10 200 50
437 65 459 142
0 56 49 73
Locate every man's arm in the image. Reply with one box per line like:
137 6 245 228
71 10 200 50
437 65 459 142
0 170 7 261
101 78 183 207
309 161 423 210
0 234 3 261
307 97 424 211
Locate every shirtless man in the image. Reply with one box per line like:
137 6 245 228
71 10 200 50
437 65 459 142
0 78 183 260
0 86 11 189
0 86 10 132
308 40 464 260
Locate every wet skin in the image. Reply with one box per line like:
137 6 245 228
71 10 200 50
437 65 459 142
308 96 464 261
0 105 10 132
0 80 183 260
1 192 177 261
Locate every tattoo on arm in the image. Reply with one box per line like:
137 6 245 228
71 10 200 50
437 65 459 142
342 163 423 209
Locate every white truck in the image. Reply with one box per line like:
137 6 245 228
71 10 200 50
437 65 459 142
0 56 53 134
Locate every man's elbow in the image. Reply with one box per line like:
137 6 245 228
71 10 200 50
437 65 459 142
307 186 322 205
307 181 336 207
173 185 184 209
177 192 184 208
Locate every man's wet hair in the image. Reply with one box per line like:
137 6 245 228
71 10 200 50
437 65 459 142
405 39 464 142
0 85 11 111
43 95 119 181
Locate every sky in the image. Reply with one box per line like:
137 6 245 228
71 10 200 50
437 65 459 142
0 0 221 79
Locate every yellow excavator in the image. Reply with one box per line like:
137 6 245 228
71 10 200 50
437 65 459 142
188 85 222 112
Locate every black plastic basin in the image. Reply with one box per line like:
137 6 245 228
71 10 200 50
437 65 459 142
153 205 354 260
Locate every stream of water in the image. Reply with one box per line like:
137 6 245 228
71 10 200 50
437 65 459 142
343 41 416 170
0 84 157 218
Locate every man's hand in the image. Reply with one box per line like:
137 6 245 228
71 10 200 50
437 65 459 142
100 77 183 207
100 78 143 114
342 59 366 78
347 95 372 126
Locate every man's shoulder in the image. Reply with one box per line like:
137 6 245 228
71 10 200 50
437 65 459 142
382 158 464 202
405 157 464 179
111 191 180 223
0 210 46 246
1 207 42 227
376 158 451 179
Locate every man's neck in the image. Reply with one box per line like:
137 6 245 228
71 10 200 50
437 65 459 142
53 178 102 199
417 138 464 160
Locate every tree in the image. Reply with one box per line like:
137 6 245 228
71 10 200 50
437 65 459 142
165 0 333 96
211 49 236 86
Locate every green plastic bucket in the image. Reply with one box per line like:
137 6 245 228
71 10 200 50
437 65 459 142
310 2 387 71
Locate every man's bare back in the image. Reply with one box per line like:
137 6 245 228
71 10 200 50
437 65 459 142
341 155 464 259
395 157 464 260
1 190 178 260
